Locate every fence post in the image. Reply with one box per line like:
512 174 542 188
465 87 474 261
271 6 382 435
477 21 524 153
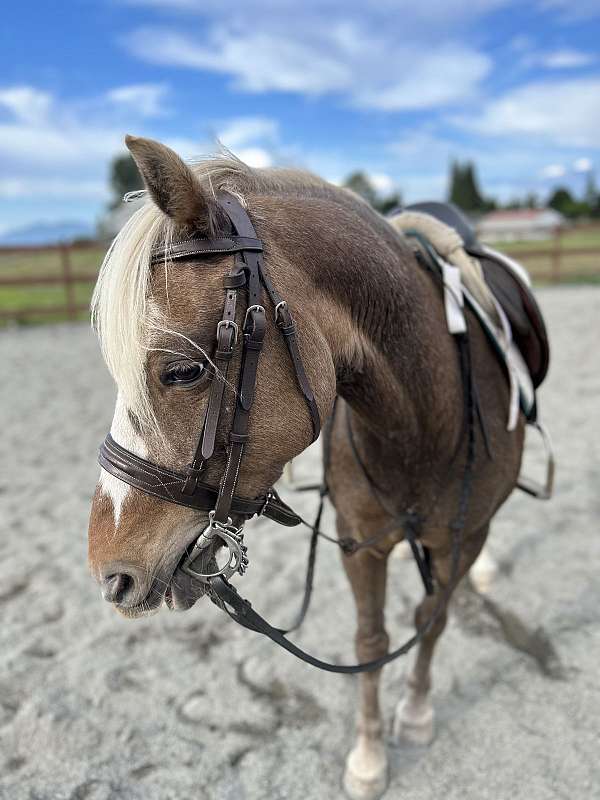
60 243 76 320
551 227 561 283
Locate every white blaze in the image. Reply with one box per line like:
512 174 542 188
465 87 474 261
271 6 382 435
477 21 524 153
99 393 148 527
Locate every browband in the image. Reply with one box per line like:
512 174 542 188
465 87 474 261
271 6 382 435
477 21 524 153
99 435 302 527
150 235 263 265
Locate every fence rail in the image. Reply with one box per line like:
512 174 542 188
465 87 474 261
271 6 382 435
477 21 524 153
0 231 599 324
0 241 101 323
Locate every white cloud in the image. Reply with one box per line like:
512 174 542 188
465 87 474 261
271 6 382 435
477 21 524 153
538 49 595 69
538 0 600 20
540 164 566 179
509 34 534 52
106 83 170 117
236 147 273 168
161 136 207 160
216 117 278 149
0 177 106 198
368 173 396 195
0 86 53 125
573 157 592 172
0 82 286 231
126 28 351 94
125 25 492 111
0 121 124 168
452 78 600 148
354 47 490 111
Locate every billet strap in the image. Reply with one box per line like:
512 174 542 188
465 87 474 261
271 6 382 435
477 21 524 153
98 435 301 526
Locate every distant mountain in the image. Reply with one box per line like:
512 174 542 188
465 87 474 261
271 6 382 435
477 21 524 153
0 220 95 246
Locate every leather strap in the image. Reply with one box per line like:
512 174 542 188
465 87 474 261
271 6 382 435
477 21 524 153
259 265 321 441
98 435 301 526
199 268 242 461
209 574 442 673
150 236 263 264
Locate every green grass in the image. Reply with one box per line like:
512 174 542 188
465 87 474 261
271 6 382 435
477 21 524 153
495 226 600 252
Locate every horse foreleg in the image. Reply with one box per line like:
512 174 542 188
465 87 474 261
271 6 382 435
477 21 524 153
393 528 488 746
392 587 445 745
341 532 391 800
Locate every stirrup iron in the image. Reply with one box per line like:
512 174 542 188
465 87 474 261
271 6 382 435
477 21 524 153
517 421 555 500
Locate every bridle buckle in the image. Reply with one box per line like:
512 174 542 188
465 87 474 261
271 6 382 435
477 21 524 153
244 304 265 330
216 319 238 346
259 489 274 516
274 300 288 322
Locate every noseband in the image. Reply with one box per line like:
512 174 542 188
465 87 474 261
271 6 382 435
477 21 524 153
99 192 321 581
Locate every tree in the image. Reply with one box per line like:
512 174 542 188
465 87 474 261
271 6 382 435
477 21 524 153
548 187 580 218
108 154 144 208
584 171 600 217
344 171 378 207
524 192 539 209
448 160 490 213
342 171 401 214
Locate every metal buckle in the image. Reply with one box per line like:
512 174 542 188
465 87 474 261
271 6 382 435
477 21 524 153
274 300 288 323
243 304 265 329
181 511 249 582
259 489 274 516
216 319 238 346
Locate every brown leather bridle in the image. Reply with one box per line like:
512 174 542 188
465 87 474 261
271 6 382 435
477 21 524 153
99 192 321 583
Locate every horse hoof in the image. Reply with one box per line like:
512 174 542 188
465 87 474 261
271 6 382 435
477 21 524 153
392 697 434 746
469 548 498 594
343 740 388 800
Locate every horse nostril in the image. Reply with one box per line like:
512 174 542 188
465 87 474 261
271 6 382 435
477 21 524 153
102 572 133 604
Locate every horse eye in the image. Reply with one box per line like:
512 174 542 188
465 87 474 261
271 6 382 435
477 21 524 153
162 362 205 386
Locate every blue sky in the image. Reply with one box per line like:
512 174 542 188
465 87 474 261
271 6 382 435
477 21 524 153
1 0 599 233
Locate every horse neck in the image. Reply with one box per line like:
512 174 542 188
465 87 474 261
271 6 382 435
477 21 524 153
272 196 463 454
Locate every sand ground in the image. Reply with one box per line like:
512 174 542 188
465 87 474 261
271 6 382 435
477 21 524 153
1 285 599 800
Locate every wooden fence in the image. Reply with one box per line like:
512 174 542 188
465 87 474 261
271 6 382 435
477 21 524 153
0 231 599 324
0 241 101 323
493 228 600 283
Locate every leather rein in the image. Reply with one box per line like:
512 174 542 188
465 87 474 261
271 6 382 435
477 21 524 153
98 192 476 673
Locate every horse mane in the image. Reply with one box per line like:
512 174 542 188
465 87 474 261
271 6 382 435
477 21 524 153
91 153 333 433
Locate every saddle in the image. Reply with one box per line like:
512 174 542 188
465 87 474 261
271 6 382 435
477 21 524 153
405 202 550 389
405 202 549 389
395 202 554 500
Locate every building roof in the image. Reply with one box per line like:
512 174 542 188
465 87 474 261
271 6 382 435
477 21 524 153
478 208 564 230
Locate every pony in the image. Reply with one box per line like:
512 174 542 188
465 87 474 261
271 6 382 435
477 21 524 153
88 136 526 799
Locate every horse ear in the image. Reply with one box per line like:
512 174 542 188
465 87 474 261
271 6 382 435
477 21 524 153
125 135 215 229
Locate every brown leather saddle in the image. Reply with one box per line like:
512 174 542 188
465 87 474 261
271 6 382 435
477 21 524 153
405 201 550 389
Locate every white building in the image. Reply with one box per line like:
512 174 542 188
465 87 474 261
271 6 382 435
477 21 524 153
477 208 565 243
